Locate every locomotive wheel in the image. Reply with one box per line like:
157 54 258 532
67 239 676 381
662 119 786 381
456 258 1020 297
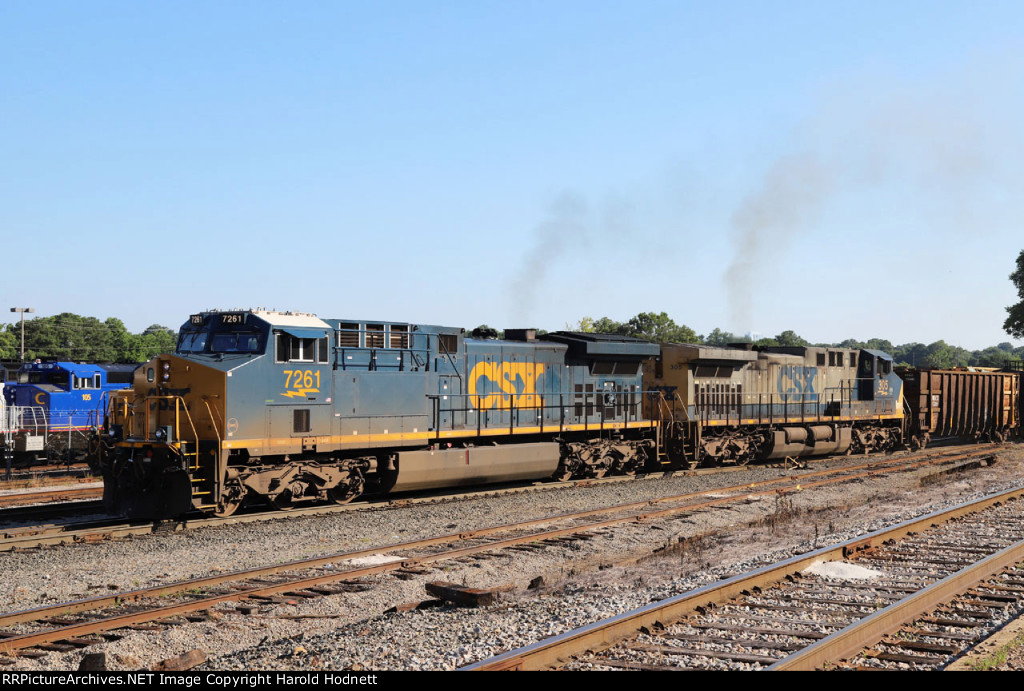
328 487 357 504
588 451 612 479
327 469 365 505
327 481 362 505
553 466 573 482
213 479 245 518
271 490 296 511
214 496 242 518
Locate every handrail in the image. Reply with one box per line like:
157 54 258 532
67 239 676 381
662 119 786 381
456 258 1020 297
436 336 463 386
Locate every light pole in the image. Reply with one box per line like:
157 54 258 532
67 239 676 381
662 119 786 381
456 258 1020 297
10 308 34 362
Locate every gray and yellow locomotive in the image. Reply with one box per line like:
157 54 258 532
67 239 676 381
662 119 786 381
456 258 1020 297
96 309 659 518
643 342 906 467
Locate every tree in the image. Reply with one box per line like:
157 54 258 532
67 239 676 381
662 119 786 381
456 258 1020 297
705 327 740 346
129 325 177 361
592 317 625 334
865 338 895 354
773 330 810 347
974 346 1016 368
622 312 699 344
1005 250 1024 339
3 313 177 363
0 327 16 360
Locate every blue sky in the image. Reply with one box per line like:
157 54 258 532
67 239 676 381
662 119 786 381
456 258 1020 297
2 1 1023 349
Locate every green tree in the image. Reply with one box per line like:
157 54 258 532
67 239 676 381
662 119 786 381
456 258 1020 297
705 327 740 346
0 326 16 360
1005 250 1024 339
622 312 699 344
567 317 596 332
973 346 1016 368
8 313 177 363
773 330 810 347
128 325 177 361
569 316 627 334
865 338 895 354
592 317 625 334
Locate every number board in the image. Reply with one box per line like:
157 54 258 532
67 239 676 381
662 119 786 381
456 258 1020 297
218 313 246 325
190 312 247 326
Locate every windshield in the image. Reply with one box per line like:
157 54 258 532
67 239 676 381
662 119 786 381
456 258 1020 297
209 331 264 353
177 330 208 354
176 316 268 355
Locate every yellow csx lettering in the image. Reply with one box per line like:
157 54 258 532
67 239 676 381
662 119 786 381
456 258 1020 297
468 362 545 410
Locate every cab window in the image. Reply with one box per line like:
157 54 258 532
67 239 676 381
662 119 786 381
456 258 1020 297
276 334 329 363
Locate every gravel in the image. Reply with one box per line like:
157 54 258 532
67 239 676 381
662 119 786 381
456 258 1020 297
3 446 1023 671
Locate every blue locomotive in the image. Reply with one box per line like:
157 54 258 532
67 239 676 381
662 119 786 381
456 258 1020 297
2 360 136 461
96 310 659 518
4 360 136 429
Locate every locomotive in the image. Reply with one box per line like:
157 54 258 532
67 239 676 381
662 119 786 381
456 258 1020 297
92 308 1021 520
95 310 659 518
1 360 136 463
644 343 907 468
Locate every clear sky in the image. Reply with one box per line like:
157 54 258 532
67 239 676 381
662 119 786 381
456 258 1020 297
2 1 1023 350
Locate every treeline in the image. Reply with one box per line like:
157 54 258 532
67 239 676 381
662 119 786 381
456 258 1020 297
4 310 1021 369
554 312 1023 370
0 313 176 363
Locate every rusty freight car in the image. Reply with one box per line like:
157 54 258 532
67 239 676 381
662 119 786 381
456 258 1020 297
898 367 1020 448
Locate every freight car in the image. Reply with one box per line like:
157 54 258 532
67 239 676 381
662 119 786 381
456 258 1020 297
644 343 905 468
897 366 1020 447
94 310 660 518
1 360 136 463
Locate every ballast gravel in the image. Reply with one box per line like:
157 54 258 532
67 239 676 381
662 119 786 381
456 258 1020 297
3 447 1024 671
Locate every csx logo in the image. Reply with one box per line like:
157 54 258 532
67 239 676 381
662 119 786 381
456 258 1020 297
469 362 545 410
778 365 818 401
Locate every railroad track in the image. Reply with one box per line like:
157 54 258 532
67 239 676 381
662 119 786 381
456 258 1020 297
0 463 94 485
465 484 1024 670
0 446 991 552
0 446 1002 662
0 446 993 553
0 485 102 510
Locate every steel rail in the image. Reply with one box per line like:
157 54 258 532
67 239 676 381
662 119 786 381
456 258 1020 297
461 483 1024 671
0 486 102 508
769 536 1024 670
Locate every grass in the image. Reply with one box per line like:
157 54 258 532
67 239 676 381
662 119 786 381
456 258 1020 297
969 630 1024 671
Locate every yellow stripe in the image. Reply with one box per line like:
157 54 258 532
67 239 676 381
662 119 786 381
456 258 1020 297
222 420 655 450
